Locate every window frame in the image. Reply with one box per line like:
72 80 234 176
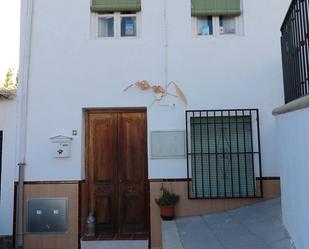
92 12 140 39
192 15 243 38
97 14 115 38
185 109 263 199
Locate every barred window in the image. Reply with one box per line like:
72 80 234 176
186 110 263 199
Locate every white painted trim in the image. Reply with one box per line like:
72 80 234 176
92 12 140 39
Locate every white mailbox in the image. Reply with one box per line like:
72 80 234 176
50 135 73 158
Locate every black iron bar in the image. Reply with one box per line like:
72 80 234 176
242 110 249 197
221 111 226 196
185 111 191 199
299 0 307 95
206 111 212 197
199 111 205 197
213 111 219 197
292 3 300 99
249 111 256 197
302 0 309 94
256 110 264 197
187 152 260 155
192 112 197 197
295 0 302 96
228 110 234 197
235 111 241 197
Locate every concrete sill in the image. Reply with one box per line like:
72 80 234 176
272 94 309 116
161 220 184 249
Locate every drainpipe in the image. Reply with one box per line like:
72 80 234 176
16 0 33 248
163 0 169 87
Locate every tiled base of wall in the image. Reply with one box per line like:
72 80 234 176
150 179 281 249
0 236 13 249
15 182 79 249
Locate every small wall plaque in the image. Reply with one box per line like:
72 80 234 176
151 130 186 159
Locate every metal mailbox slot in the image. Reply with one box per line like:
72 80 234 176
27 198 68 233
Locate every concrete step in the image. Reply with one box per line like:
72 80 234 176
81 240 148 249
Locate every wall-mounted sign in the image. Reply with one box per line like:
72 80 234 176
151 130 186 159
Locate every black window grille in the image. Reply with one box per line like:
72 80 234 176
281 0 309 103
185 109 263 199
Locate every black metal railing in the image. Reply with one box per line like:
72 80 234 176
185 109 263 199
281 0 309 103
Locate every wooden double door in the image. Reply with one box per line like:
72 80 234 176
86 109 149 237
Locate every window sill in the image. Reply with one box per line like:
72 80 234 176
192 34 243 39
92 36 139 40
272 94 309 116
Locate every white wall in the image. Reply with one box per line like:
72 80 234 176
0 0 20 236
276 107 309 249
23 0 291 182
0 100 17 235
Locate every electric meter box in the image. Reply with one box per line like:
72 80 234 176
50 135 73 158
27 198 68 233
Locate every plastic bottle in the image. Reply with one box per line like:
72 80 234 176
85 212 95 237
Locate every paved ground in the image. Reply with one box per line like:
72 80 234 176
176 198 296 249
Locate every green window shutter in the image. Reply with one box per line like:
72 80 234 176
191 0 241 17
91 0 141 13
190 117 255 198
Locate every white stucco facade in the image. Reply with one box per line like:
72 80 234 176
23 0 290 182
0 100 17 235
1 0 293 236
0 0 20 236
276 107 309 249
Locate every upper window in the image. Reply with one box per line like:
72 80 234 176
197 16 213 36
91 0 140 38
191 0 242 37
96 13 138 38
219 16 236 35
98 15 114 37
120 15 137 37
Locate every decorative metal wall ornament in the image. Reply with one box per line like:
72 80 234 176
124 80 188 107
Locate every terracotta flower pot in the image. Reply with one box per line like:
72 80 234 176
160 205 175 220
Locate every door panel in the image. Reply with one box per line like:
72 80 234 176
118 112 147 234
93 121 115 182
96 196 112 224
88 113 117 234
86 109 149 237
118 112 146 182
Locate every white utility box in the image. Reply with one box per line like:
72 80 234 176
50 135 73 158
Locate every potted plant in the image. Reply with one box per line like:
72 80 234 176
155 186 180 220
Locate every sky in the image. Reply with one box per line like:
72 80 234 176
0 0 20 85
